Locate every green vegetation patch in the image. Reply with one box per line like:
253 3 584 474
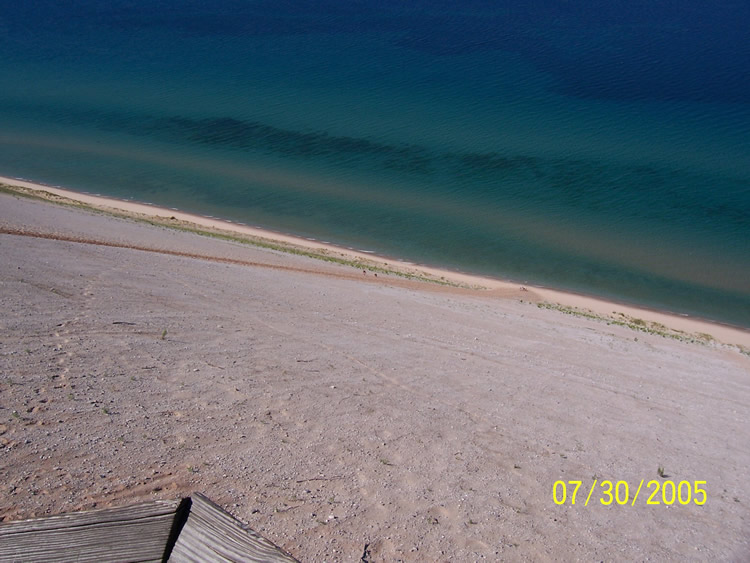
536 301 723 346
1 182 462 287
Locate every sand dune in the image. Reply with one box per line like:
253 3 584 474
1 190 749 561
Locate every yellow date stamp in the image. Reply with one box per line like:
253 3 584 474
553 480 707 506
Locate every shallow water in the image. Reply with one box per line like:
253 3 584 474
1 1 748 325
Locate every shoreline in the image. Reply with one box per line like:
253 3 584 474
2 173 749 348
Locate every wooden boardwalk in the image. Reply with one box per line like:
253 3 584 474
0 494 298 562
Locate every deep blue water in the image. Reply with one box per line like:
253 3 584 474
1 1 749 326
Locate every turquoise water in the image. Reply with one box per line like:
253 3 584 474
1 2 749 326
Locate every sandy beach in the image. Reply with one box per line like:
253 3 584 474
1 179 749 560
2 176 748 349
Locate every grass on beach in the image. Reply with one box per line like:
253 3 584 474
0 182 459 287
535 301 720 345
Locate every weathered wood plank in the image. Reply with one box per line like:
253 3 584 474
0 500 180 563
0 501 180 533
168 494 298 563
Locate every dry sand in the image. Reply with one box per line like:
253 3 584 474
1 185 749 561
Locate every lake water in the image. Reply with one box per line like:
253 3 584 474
1 1 748 326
